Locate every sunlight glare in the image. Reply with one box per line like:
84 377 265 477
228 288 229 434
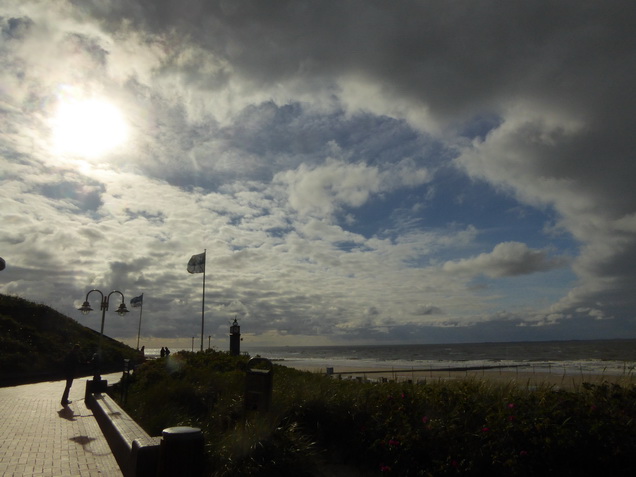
52 98 129 158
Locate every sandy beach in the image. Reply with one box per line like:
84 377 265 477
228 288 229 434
284 362 636 389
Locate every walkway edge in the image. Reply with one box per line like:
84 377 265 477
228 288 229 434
87 388 161 477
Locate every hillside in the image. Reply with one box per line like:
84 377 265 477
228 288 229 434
0 293 140 386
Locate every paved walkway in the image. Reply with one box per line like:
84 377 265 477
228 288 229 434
0 373 123 476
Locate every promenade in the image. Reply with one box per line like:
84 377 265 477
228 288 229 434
0 373 123 476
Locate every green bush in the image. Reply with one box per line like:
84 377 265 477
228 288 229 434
119 353 636 476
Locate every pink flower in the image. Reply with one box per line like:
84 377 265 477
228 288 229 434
519 450 529 457
481 427 490 432
388 439 400 447
507 403 516 409
508 415 516 422
380 464 392 472
422 416 429 424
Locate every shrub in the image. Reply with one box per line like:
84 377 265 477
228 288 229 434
119 353 636 476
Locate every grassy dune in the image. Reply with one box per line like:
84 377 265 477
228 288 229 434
117 350 636 476
0 294 140 385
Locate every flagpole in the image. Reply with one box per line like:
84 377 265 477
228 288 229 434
136 300 143 350
201 249 206 352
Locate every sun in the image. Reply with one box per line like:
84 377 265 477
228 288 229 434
51 98 129 158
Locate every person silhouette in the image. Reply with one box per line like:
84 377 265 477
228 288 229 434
60 344 82 407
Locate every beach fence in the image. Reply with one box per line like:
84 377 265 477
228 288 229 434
321 363 636 388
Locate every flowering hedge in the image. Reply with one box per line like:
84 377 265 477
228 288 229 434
310 379 636 476
118 352 636 476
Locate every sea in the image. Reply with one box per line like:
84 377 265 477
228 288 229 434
145 339 636 377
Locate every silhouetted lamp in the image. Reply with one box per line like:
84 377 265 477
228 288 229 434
79 301 93 314
77 289 129 380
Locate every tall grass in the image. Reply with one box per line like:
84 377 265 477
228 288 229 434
117 351 636 476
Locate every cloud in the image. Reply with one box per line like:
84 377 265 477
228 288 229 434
276 158 430 219
414 305 444 316
443 242 569 278
2 1 636 345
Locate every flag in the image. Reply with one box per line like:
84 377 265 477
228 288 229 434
187 252 206 274
130 294 143 307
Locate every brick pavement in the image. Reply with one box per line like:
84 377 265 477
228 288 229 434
0 373 123 477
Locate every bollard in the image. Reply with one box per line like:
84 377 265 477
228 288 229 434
244 357 273 412
158 426 204 477
121 359 131 403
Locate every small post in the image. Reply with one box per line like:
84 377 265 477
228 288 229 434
121 359 131 403
244 358 273 412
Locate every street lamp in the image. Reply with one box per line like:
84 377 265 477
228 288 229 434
78 289 129 380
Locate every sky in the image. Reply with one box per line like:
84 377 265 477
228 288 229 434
2 0 636 350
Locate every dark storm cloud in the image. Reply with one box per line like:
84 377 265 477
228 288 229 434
73 2 635 119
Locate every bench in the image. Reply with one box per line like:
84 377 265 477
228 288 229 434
87 391 161 477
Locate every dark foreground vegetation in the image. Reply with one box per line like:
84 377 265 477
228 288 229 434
0 294 139 385
116 351 636 477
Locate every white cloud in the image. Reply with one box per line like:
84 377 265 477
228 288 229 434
276 158 430 219
443 242 568 278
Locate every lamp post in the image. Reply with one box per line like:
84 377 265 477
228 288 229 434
78 289 129 380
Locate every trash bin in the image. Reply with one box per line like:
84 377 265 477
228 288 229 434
158 426 204 477
244 357 273 412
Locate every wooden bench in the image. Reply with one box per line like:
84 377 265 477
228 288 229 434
87 391 161 477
